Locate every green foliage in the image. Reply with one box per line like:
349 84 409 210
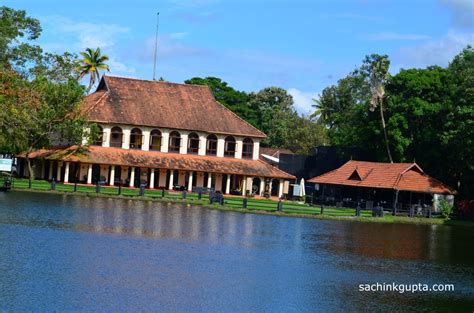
315 46 474 199
0 6 42 72
438 199 453 218
77 47 110 91
248 87 297 147
0 6 97 181
285 115 328 154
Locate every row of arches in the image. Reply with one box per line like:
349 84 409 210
94 126 254 158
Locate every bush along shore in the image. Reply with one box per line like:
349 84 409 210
6 178 473 227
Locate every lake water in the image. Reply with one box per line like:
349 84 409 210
0 191 473 312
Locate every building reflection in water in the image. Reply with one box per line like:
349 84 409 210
24 193 468 267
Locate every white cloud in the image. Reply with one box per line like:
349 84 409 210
363 32 431 41
38 15 136 77
40 16 130 50
288 88 318 115
439 0 474 28
109 59 136 75
395 31 474 68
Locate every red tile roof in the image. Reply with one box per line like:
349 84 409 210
23 146 295 179
307 160 455 194
82 76 266 138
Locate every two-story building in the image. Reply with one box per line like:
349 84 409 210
18 76 295 197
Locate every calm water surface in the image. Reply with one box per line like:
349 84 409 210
0 191 473 312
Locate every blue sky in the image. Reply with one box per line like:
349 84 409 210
4 0 474 114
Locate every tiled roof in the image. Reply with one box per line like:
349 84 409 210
24 146 295 179
82 76 266 138
307 160 455 194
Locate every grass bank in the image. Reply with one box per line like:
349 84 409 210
8 178 473 227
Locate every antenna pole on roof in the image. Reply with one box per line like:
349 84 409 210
152 12 160 81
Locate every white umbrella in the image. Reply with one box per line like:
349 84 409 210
299 178 305 197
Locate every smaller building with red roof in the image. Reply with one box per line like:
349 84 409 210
307 160 455 211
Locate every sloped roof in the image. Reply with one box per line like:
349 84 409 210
23 146 295 179
82 76 266 138
307 160 455 194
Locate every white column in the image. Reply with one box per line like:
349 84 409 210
196 172 204 187
169 170 174 190
64 162 70 183
217 136 225 157
259 177 265 196
122 128 131 149
159 169 167 188
187 171 194 192
247 177 253 193
207 173 212 188
225 175 231 194
142 130 150 151
48 161 53 180
242 176 247 196
56 161 62 182
110 165 115 186
215 174 223 192
278 179 284 198
161 130 169 153
149 168 155 189
253 140 260 160
87 164 92 184
198 134 206 156
129 167 135 187
235 138 243 159
102 126 111 147
180 133 188 154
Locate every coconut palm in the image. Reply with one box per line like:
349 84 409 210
77 47 110 92
367 55 393 163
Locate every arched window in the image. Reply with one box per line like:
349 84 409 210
224 136 236 157
206 134 217 156
110 126 123 148
169 131 181 153
130 128 143 149
149 129 162 151
93 125 104 146
188 133 199 154
242 138 254 159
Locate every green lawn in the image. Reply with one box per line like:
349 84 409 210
9 177 456 225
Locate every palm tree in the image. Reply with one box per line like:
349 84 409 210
367 55 393 163
77 47 110 92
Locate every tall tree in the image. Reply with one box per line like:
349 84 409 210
0 6 42 75
77 47 110 91
0 6 93 180
248 87 298 148
360 54 393 163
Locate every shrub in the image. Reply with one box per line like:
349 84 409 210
439 199 453 218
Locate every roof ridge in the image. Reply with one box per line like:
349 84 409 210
82 90 109 115
104 75 210 89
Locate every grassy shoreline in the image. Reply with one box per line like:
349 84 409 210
9 187 474 228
